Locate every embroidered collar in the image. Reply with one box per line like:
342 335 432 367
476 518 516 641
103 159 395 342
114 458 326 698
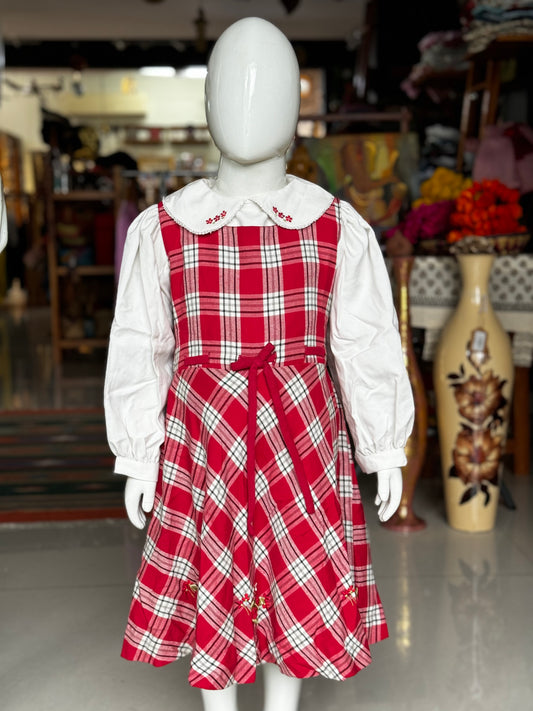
162 175 334 234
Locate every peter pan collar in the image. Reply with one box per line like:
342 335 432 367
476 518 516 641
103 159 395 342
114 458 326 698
162 175 334 234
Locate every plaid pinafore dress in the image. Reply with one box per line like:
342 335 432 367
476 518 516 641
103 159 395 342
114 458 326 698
121 198 388 689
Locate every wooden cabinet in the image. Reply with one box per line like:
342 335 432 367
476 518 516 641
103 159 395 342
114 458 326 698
45 157 121 364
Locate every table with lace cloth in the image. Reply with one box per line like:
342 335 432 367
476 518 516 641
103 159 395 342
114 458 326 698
404 254 533 367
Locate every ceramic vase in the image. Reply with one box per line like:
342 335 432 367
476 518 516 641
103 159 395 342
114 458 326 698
434 253 514 532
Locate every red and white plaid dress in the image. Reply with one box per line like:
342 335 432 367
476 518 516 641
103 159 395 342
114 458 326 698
120 197 388 689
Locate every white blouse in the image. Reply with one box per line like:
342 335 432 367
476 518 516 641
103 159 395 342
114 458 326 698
104 176 414 483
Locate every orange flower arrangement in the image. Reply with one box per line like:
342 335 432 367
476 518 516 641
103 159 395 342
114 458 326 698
447 179 526 244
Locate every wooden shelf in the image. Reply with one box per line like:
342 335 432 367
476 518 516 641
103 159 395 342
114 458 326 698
457 34 533 171
170 139 209 146
468 33 533 61
125 139 209 146
123 124 211 147
411 68 467 89
52 191 115 202
56 265 115 277
59 338 110 349
45 158 121 365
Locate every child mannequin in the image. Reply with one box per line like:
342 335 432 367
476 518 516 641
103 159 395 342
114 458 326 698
105 17 413 711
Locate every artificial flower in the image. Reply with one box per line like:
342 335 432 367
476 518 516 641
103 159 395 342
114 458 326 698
447 179 526 243
385 200 454 246
413 167 471 207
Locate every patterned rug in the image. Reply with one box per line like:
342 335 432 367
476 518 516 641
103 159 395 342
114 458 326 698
0 409 126 523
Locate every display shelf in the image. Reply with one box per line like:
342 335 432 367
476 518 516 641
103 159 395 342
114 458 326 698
59 338 110 349
457 34 533 171
56 265 115 277
45 157 121 365
122 125 211 147
467 33 533 61
410 67 467 89
124 138 209 146
52 190 116 202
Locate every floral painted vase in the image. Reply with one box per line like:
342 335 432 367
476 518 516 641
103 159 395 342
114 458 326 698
433 253 514 532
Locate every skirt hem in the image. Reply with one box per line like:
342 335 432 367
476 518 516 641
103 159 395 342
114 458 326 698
120 628 389 690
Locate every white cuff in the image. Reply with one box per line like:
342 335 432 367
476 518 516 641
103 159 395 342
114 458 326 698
114 456 159 482
355 448 407 474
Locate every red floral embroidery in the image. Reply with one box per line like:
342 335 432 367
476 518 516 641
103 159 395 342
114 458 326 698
342 585 358 604
205 210 227 225
238 584 270 623
272 206 293 222
184 581 199 597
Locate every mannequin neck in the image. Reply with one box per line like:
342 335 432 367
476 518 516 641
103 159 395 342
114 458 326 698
213 154 288 197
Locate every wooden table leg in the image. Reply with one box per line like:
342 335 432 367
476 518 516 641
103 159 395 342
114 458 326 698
508 366 531 476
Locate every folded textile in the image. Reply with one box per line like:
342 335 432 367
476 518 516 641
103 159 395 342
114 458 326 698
401 31 468 99
468 0 533 10
464 18 533 52
473 7 533 22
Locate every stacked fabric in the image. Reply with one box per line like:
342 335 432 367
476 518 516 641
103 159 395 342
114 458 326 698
401 30 468 100
462 0 533 53
421 124 462 170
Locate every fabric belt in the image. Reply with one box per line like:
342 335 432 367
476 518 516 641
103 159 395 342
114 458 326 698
230 342 315 536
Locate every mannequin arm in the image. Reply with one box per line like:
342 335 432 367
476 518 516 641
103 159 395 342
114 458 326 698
375 468 403 522
124 478 156 529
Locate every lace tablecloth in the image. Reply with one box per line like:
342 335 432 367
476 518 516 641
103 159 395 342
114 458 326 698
389 255 533 367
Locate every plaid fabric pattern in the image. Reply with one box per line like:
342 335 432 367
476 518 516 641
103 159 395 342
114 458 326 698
121 200 388 689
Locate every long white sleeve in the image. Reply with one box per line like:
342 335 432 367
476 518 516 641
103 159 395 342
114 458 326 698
329 200 414 473
104 205 175 482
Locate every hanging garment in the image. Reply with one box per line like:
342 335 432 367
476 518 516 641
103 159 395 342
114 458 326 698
115 199 140 281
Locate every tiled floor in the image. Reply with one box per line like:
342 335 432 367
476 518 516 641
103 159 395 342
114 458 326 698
0 307 106 410
1 473 532 711
1 306 532 710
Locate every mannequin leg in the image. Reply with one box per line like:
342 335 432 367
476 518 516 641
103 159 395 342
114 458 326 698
200 685 238 711
263 663 302 711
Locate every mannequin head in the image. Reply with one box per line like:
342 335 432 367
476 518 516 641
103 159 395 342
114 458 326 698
205 17 300 166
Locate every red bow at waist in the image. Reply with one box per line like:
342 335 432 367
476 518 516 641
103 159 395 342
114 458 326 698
230 342 315 536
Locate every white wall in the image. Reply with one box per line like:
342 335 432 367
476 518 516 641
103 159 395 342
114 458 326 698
0 69 219 191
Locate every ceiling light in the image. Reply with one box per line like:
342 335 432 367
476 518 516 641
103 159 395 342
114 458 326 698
176 65 207 79
139 66 176 77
